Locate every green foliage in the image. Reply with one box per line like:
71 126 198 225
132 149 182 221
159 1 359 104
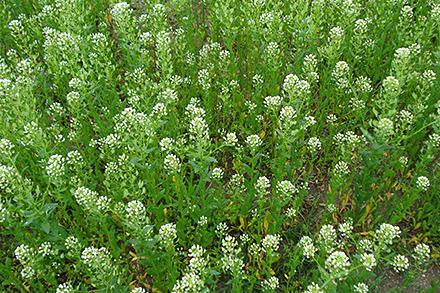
0 0 438 292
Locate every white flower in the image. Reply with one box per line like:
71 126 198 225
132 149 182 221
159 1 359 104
361 253 377 271
338 219 353 238
286 207 297 218
375 223 400 245
189 116 209 141
264 95 283 110
283 74 310 98
197 216 208 226
81 246 113 272
334 160 349 176
332 61 350 90
383 76 400 95
38 242 54 257
304 282 324 293
414 243 430 263
246 134 263 150
354 282 369 293
299 236 317 259
220 235 244 275
211 167 224 180
391 255 409 272
65 236 81 256
158 223 177 247
358 239 373 252
159 137 175 152
164 153 181 174
261 234 281 253
325 251 350 276
262 276 279 291
172 271 205 292
73 186 98 211
416 176 429 191
319 224 337 251
0 138 14 158
376 118 394 138
280 106 296 124
224 132 238 146
46 154 65 180
56 283 74 293
126 200 146 223
215 222 228 235
131 287 146 293
307 137 321 152
188 244 208 273
276 180 298 199
255 176 270 197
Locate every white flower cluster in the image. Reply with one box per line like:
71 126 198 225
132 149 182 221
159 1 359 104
0 138 14 158
159 137 175 152
46 154 65 180
81 246 113 272
307 137 321 153
246 134 263 151
172 272 205 293
382 75 401 96
220 235 244 276
0 202 8 223
332 61 351 90
113 107 152 139
416 176 429 191
264 95 283 110
186 99 209 142
198 69 211 91
325 251 350 276
65 235 82 257
38 242 55 257
353 282 369 293
223 132 238 146
391 254 409 272
73 186 109 213
338 219 353 238
360 253 376 271
255 176 271 198
0 165 19 193
14 244 36 278
164 153 181 174
413 243 430 263
303 54 319 84
334 160 349 177
110 2 132 26
375 223 400 245
56 283 74 293
261 234 281 254
215 222 228 236
211 167 223 180
358 239 373 252
304 282 323 293
158 223 177 247
283 74 311 99
375 118 394 138
173 244 208 292
66 150 83 168
262 276 279 291
299 236 317 259
334 131 365 150
279 106 297 126
276 180 297 199
319 224 337 251
126 200 146 223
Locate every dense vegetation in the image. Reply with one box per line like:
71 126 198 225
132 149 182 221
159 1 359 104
0 0 438 292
